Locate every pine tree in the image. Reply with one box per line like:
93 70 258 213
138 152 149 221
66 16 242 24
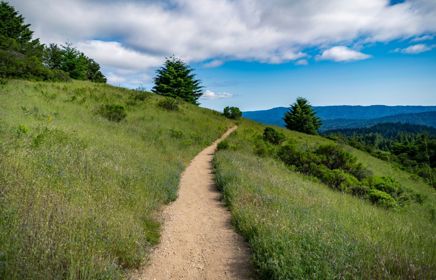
284 97 321 134
152 57 202 105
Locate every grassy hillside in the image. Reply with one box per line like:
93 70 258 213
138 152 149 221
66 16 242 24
214 120 436 279
0 80 231 279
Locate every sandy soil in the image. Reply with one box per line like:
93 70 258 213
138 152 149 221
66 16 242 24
132 126 255 280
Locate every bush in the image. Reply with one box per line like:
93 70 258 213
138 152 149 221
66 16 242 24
48 69 70 82
365 176 402 197
158 98 179 111
368 189 398 208
348 184 370 197
263 127 285 145
315 144 371 180
316 167 360 191
217 141 229 151
132 90 150 102
98 104 127 122
254 139 275 157
169 129 183 139
223 106 242 120
277 144 319 173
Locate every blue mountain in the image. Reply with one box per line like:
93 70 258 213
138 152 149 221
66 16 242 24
243 105 436 130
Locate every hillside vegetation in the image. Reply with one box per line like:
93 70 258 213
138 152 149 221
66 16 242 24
325 123 436 188
214 120 436 279
0 79 231 279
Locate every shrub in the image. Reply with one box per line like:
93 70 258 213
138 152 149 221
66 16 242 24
48 69 70 82
217 141 229 151
169 129 183 139
132 90 150 102
317 168 360 191
16 124 29 136
223 106 242 120
315 144 356 170
348 184 370 197
158 98 179 111
98 104 127 122
366 176 402 198
254 139 275 157
277 144 319 173
263 127 285 145
315 144 371 179
368 189 398 208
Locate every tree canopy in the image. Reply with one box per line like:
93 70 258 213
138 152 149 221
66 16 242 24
43 43 106 83
0 1 106 82
152 57 202 105
284 97 321 135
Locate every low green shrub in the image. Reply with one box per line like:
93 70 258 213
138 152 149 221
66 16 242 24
254 139 276 157
16 124 29 136
368 189 398 208
158 98 179 111
217 140 229 151
98 104 127 122
169 129 183 139
0 78 8 85
263 127 285 145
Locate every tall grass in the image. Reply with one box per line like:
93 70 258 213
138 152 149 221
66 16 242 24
0 80 231 279
214 120 436 279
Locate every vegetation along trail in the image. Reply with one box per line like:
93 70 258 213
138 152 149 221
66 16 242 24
133 126 254 280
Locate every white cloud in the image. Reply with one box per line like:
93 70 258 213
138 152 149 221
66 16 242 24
411 34 434 42
394 43 434 54
317 46 371 62
7 0 436 84
76 40 162 71
295 59 308 66
203 60 224 68
201 90 233 100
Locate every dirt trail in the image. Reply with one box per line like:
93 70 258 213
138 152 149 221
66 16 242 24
132 126 254 280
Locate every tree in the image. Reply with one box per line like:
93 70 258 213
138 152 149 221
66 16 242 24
223 106 242 119
0 1 45 78
152 57 202 105
43 43 106 83
284 97 321 134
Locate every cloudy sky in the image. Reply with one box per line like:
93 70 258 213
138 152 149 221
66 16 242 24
8 0 436 110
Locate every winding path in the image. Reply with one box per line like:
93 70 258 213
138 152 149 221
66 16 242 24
133 126 254 280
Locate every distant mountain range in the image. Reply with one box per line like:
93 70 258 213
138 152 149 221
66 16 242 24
243 106 436 131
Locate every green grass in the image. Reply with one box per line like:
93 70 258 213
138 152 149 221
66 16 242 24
0 79 231 279
214 120 436 279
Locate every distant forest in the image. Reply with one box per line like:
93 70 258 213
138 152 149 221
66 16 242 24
325 123 436 188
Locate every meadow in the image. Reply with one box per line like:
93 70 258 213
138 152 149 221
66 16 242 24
0 80 230 279
214 120 436 279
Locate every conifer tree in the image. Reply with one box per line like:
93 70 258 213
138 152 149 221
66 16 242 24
152 57 202 105
284 97 321 134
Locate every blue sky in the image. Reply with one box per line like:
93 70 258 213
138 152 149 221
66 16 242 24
196 39 436 110
8 0 436 111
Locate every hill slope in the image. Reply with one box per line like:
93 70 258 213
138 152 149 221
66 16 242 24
243 106 436 130
214 120 436 279
0 80 231 279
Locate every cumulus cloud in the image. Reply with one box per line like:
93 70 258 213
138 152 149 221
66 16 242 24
201 90 233 100
8 0 436 85
394 43 434 54
317 46 371 62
